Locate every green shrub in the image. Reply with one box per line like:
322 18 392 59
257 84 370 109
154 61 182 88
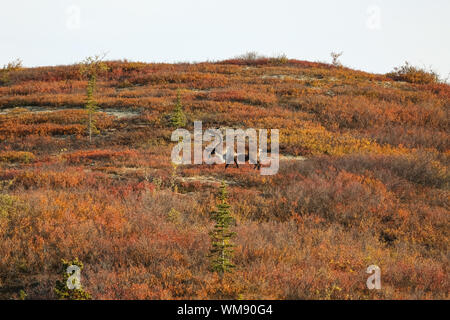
54 258 91 300
0 194 17 218
167 208 181 224
0 151 35 164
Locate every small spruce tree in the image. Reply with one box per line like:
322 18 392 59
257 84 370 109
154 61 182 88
54 258 91 300
79 55 108 142
170 90 187 128
170 162 179 193
209 182 236 275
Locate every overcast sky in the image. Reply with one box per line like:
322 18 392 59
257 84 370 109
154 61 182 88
1 0 449 78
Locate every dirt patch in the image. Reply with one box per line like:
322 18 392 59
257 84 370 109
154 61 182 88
179 175 236 186
103 109 140 119
261 74 338 82
280 155 307 161
0 106 140 118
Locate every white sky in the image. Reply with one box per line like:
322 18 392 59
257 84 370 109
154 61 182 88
1 0 449 77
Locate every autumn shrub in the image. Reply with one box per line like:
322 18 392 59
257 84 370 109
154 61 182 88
61 149 138 164
207 88 277 106
384 152 449 188
0 59 23 85
0 151 35 164
234 51 266 63
386 62 440 84
1 168 104 190
280 123 404 156
0 123 86 138
314 152 448 189
364 125 449 151
269 54 289 65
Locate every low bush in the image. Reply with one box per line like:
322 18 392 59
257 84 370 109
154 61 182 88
0 151 35 164
387 62 440 84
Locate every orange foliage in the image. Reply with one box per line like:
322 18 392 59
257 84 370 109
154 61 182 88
0 59 448 300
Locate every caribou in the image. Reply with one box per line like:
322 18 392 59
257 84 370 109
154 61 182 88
210 138 262 170
171 122 279 175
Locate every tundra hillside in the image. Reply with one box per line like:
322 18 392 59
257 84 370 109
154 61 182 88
0 56 448 299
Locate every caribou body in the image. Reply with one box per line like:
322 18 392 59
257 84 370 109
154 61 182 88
209 129 261 170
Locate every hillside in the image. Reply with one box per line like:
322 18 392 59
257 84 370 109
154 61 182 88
0 58 448 299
